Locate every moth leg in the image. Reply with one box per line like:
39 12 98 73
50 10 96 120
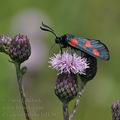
59 44 64 55
60 44 68 55
60 46 63 55
70 47 78 55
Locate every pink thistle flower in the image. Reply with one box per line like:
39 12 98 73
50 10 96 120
49 51 89 74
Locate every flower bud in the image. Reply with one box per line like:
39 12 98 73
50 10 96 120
0 35 12 54
9 34 31 63
55 73 78 103
112 100 120 120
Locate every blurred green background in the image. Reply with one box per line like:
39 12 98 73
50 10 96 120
0 0 119 120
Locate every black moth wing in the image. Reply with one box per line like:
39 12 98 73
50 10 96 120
80 52 97 83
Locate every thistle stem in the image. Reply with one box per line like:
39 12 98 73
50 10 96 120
15 62 31 120
69 82 86 120
63 102 69 120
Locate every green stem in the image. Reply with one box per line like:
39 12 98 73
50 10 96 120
15 62 31 120
69 82 86 120
63 102 69 120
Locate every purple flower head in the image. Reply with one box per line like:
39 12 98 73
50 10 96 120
49 51 89 74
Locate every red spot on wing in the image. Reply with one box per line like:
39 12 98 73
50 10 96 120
69 38 78 47
83 41 92 49
93 48 100 56
85 41 92 48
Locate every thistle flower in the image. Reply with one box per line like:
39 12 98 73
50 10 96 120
0 35 12 54
49 51 89 103
9 34 31 64
49 52 89 74
112 100 120 120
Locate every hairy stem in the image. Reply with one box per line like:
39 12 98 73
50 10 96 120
69 81 86 120
63 102 69 120
15 62 31 120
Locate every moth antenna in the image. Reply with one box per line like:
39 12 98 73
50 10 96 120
40 23 58 38
42 22 54 32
